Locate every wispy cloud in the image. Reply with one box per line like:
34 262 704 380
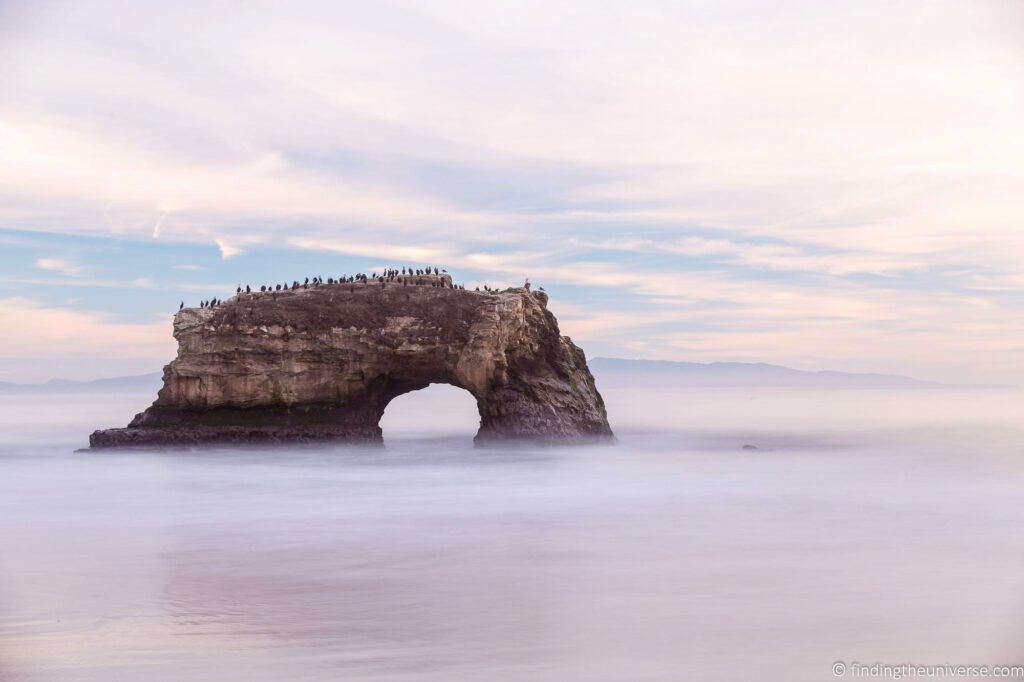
288 237 451 264
214 239 242 259
151 210 170 239
35 257 83 276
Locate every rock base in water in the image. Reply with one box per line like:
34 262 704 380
89 425 381 448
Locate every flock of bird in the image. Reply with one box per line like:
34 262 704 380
182 267 527 311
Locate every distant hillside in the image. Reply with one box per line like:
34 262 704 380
0 373 163 394
588 358 941 388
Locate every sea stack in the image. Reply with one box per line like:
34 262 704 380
89 274 613 447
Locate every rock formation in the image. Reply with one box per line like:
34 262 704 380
90 274 613 447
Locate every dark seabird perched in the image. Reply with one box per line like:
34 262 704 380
179 302 184 310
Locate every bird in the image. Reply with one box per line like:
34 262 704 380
179 301 184 310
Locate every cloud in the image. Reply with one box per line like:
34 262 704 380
2 0 1024 382
0 297 174 363
214 239 242 259
288 237 451 264
35 257 83 276
151 211 169 239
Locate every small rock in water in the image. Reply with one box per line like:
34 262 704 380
741 444 758 451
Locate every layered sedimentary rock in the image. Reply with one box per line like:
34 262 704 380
90 275 612 447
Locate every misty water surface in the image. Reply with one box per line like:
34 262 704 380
2 386 1024 681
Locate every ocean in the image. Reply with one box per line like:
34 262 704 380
2 385 1023 680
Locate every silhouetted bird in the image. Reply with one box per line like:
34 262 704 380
246 285 251 293
179 301 184 310
236 286 241 294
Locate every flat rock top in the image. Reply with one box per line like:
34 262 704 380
187 277 542 338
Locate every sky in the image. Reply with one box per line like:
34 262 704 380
1 0 1023 383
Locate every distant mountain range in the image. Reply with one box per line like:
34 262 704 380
588 358 946 388
0 373 163 393
0 359 992 393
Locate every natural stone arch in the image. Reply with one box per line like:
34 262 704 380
91 274 613 447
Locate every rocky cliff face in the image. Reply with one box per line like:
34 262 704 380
90 275 613 447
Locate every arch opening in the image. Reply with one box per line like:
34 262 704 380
378 383 481 442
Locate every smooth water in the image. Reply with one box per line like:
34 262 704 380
2 387 1024 681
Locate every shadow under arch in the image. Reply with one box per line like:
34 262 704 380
378 382 481 442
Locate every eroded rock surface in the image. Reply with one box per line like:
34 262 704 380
90 275 613 447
